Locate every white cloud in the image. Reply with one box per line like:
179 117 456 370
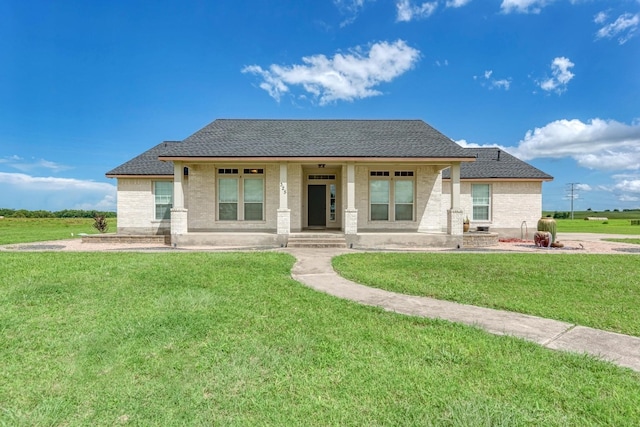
1 156 71 173
474 69 511 90
508 118 640 172
445 0 472 7
500 0 554 14
242 40 421 105
576 183 592 191
539 56 574 93
0 172 117 211
396 0 438 22
595 12 639 45
594 11 608 24
334 0 373 27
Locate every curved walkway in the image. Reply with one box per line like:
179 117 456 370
289 247 640 373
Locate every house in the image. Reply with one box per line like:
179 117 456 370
106 119 553 248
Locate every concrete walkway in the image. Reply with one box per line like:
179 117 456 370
289 248 640 373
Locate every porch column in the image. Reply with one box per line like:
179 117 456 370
344 163 358 235
447 162 463 235
277 163 290 236
171 161 188 239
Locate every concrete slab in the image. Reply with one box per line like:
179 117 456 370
546 326 640 372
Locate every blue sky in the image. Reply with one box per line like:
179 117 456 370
1 0 639 212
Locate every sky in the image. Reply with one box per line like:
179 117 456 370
1 0 639 213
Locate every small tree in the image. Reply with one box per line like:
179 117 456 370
93 214 109 233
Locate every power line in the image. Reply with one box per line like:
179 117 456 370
565 183 581 219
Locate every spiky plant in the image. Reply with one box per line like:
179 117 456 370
537 216 556 243
93 214 109 233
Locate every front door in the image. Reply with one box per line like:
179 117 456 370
308 185 326 228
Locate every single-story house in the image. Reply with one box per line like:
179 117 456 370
106 119 552 248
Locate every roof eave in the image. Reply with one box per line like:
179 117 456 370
158 156 477 163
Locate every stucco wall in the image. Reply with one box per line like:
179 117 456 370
442 180 543 238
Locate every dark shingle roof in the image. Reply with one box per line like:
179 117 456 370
105 121 552 181
442 148 553 180
160 119 475 159
106 142 179 176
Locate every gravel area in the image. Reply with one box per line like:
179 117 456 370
1 234 639 254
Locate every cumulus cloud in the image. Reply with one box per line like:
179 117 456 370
539 56 574 93
396 0 438 22
473 69 511 90
595 12 639 45
508 118 640 172
0 172 117 211
242 40 420 105
500 0 554 14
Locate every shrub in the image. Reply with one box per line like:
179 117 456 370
92 215 109 233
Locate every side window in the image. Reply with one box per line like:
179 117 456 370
472 184 490 221
154 181 173 220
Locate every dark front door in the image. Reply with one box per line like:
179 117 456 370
308 185 326 227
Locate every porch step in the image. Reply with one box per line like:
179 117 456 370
287 233 348 249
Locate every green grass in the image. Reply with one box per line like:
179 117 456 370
553 219 640 234
604 238 640 245
0 218 117 245
333 253 640 337
1 252 639 425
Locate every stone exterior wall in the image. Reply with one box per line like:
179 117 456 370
442 180 543 238
116 178 170 235
289 164 303 232
187 164 216 230
186 163 278 231
355 164 442 231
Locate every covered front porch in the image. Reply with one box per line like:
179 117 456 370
168 161 467 248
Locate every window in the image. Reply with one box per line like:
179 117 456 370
329 184 336 221
369 169 415 221
218 178 238 220
472 184 491 221
243 178 263 220
217 168 264 221
370 180 390 220
394 180 414 221
154 181 173 220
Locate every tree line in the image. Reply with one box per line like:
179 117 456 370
0 208 117 218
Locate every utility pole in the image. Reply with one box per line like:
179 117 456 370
566 183 580 219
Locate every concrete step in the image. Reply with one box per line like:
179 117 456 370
287 233 348 248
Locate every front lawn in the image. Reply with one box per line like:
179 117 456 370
1 252 639 425
0 218 117 245
333 253 640 337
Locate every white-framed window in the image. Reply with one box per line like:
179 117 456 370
154 181 173 220
472 184 491 221
369 170 415 221
217 168 264 221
